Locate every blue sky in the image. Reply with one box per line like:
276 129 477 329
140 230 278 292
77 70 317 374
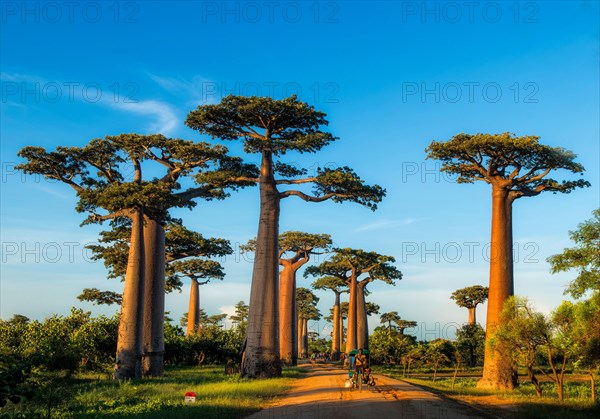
1 1 599 339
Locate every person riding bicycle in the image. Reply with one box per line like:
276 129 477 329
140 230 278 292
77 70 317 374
354 348 367 382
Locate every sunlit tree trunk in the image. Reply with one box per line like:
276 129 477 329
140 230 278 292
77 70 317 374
479 187 516 390
279 264 296 365
302 317 309 358
356 283 368 350
142 218 166 377
468 307 476 325
114 209 145 380
242 150 282 378
331 293 341 361
346 273 357 353
186 278 200 336
297 315 304 358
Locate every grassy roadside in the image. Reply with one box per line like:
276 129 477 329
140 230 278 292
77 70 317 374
375 367 599 419
1 366 305 418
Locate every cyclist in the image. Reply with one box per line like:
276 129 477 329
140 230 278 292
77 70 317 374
354 348 367 384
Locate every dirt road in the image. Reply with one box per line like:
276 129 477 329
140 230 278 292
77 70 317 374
248 366 489 419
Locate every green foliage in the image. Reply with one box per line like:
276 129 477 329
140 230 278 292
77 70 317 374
548 208 600 299
369 327 415 364
305 247 402 285
296 288 320 320
186 95 337 154
77 288 122 305
454 324 486 367
163 323 244 366
425 133 589 198
450 285 488 309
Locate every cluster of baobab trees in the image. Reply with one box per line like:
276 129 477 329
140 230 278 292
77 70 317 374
17 94 589 391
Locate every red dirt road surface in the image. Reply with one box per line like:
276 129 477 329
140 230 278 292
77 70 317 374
248 366 488 419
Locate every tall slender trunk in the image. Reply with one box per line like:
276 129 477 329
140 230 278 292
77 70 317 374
590 372 596 402
186 278 200 336
301 318 309 358
331 293 341 361
114 209 145 380
279 264 296 365
241 151 282 378
346 274 358 353
142 218 165 377
478 186 516 390
356 284 368 350
297 316 304 357
339 317 345 353
468 306 476 326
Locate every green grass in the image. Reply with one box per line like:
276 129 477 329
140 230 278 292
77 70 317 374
374 366 599 419
2 366 304 418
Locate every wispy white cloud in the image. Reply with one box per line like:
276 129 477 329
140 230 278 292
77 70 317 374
146 72 215 105
0 72 44 83
353 218 419 232
109 100 180 135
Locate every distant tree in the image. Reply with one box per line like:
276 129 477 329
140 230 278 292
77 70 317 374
312 276 348 360
187 95 385 378
380 312 401 336
425 339 453 382
548 209 600 299
296 288 320 359
450 285 489 325
455 324 486 368
167 259 225 336
394 319 418 335
77 288 123 306
229 301 250 337
427 132 589 390
305 248 400 353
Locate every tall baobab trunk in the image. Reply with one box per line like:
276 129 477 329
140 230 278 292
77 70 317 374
279 264 297 365
346 273 358 353
339 316 345 352
331 293 341 361
242 151 282 378
114 209 145 380
479 186 516 390
301 317 309 358
186 278 200 336
468 306 476 326
356 284 368 350
142 218 166 377
297 315 304 358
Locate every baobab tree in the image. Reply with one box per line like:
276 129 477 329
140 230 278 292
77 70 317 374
305 248 401 354
357 280 384 349
312 276 348 360
242 232 331 365
86 221 232 375
186 95 385 378
296 288 320 359
426 132 589 390
17 134 252 379
380 312 401 336
395 319 418 335
166 259 225 336
451 285 489 326
77 288 123 306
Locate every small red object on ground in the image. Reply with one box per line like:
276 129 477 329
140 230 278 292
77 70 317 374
184 391 196 403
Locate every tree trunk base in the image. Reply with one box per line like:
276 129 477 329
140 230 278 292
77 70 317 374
241 350 282 379
142 352 164 377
